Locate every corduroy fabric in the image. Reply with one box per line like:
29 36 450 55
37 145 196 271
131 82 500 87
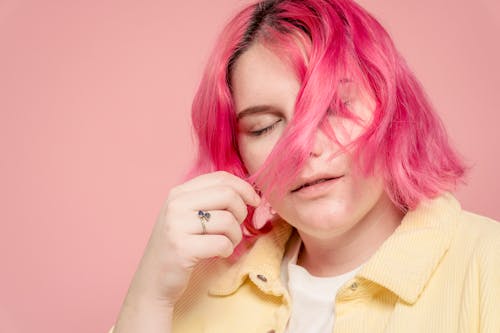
108 192 500 333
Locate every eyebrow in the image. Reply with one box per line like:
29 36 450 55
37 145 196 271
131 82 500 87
236 105 282 120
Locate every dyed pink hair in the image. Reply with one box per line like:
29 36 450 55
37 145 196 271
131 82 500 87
184 0 467 236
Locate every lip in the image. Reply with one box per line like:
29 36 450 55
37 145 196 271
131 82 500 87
291 173 343 192
291 176 343 199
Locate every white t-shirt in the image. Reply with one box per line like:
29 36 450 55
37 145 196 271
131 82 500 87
281 231 365 333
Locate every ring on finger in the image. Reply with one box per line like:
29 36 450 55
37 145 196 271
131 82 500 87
197 210 211 234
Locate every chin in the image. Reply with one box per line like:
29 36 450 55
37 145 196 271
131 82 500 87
292 205 355 235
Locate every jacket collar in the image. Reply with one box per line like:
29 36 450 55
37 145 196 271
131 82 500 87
208 218 293 297
209 192 460 304
357 192 460 304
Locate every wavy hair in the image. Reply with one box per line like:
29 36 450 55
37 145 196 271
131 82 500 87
183 0 467 236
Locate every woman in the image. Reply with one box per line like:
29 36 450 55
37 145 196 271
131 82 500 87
110 0 500 332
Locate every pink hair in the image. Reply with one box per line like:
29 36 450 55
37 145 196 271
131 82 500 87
183 0 468 236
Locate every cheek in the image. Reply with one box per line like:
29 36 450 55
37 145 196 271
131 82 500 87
238 135 280 175
347 172 386 217
239 148 263 175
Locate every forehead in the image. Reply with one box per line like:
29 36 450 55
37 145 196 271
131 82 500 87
230 41 376 126
230 42 301 116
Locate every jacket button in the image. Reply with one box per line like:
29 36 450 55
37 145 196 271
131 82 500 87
257 274 268 282
350 282 358 291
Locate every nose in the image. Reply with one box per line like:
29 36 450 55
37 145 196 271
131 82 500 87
309 125 330 158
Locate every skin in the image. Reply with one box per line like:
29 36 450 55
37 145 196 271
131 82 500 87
114 171 260 333
113 39 406 333
232 41 405 277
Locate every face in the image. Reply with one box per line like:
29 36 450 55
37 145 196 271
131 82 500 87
231 41 388 239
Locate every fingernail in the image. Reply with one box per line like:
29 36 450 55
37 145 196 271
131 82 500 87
254 193 261 205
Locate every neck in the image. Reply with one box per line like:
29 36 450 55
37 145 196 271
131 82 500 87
296 193 404 277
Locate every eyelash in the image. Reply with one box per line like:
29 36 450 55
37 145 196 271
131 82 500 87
247 100 349 137
249 119 282 136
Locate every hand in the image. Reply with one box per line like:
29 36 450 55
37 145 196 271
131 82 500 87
126 171 261 307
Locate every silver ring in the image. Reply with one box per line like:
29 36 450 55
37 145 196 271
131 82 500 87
198 210 211 234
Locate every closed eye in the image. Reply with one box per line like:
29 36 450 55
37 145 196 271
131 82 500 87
249 119 283 136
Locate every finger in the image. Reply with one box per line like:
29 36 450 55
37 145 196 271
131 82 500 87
174 186 249 224
185 234 238 259
188 210 243 247
172 171 260 207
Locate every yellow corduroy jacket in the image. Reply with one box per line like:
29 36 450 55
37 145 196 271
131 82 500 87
109 193 500 333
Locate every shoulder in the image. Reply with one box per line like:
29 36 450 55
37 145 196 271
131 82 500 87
172 238 257 312
171 237 265 332
455 210 500 328
170 256 232 332
456 210 500 251
454 210 500 279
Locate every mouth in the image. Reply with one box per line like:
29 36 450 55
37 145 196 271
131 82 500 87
291 176 342 192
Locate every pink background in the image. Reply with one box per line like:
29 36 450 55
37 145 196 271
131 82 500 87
1 0 498 332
